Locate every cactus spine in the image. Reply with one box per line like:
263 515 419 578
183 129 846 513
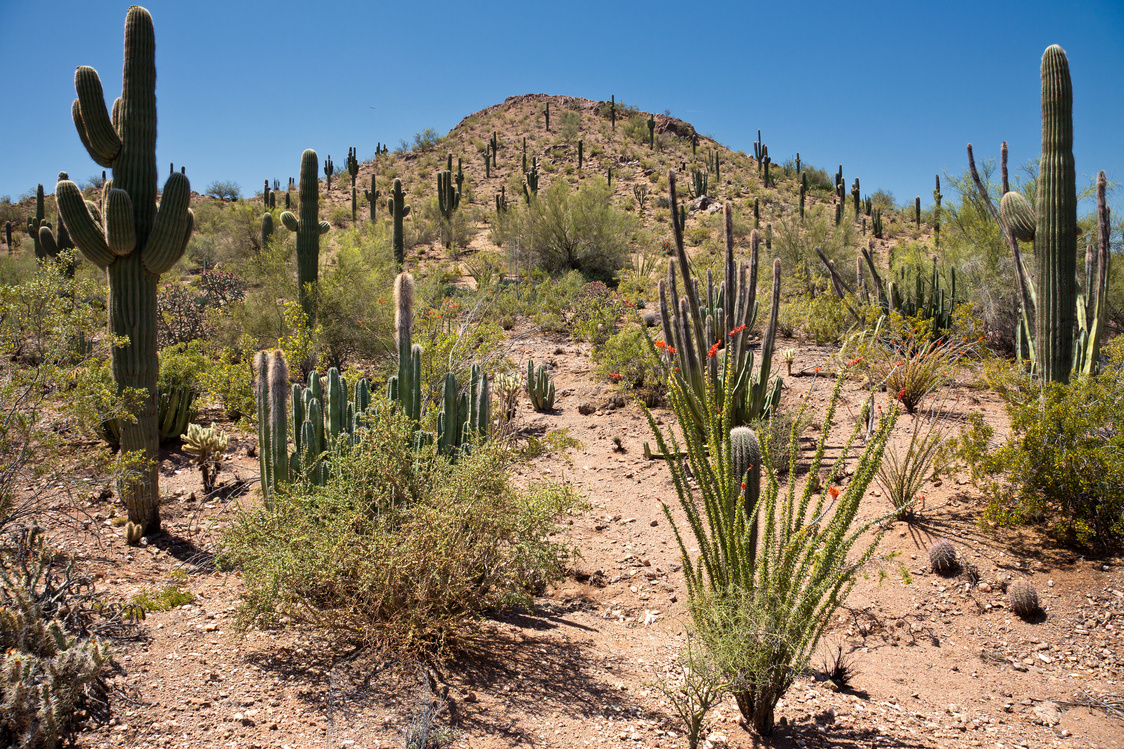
280 149 331 322
55 7 194 537
347 146 360 221
387 178 411 269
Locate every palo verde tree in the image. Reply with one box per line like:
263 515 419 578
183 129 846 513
55 6 194 542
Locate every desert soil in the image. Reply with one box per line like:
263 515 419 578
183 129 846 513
52 330 1124 749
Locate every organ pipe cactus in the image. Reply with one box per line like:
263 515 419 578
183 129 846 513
347 146 360 221
691 168 708 199
280 149 331 322
523 157 540 202
527 359 555 412
437 364 491 458
658 174 782 435
387 178 410 269
55 6 194 538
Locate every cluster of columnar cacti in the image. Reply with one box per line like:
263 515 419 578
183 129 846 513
280 149 330 321
976 45 1110 382
871 207 883 238
255 349 374 500
347 146 360 221
55 6 194 539
437 364 490 457
849 244 957 337
495 185 507 214
363 176 380 221
322 154 333 193
527 359 555 412
658 172 782 433
387 178 411 268
690 168 708 199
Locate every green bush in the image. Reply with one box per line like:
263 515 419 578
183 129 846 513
963 341 1124 546
492 178 635 281
592 321 667 396
222 400 581 654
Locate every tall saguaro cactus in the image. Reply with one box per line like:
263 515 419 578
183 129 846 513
55 6 194 540
346 146 360 222
281 149 331 322
387 178 410 269
26 184 47 259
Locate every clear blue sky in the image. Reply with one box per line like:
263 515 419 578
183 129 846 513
3 0 1122 214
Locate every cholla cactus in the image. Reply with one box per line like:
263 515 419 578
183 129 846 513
495 373 521 423
781 348 796 376
928 538 958 575
1009 579 1040 619
182 422 229 492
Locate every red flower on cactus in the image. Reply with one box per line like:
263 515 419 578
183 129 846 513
729 324 748 338
667 345 677 355
897 388 906 401
813 366 821 373
740 482 746 490
654 339 667 350
609 373 622 382
707 342 720 359
828 486 840 499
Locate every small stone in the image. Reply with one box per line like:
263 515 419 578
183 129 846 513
649 519 659 527
578 402 596 415
1032 701 1062 726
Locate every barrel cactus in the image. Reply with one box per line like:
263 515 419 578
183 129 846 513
55 6 194 539
928 538 958 575
1009 579 1041 619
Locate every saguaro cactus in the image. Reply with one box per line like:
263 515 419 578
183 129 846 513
648 114 656 149
38 172 78 270
610 94 616 129
55 6 194 540
261 212 273 249
933 175 943 249
347 146 360 222
323 154 333 194
280 149 331 321
26 184 47 259
363 176 380 222
387 178 411 268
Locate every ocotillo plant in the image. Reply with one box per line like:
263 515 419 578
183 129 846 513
347 146 360 222
387 178 411 269
659 175 782 435
970 45 1108 382
26 184 46 259
363 176 380 221
323 154 333 194
281 149 331 322
55 6 193 541
648 114 656 149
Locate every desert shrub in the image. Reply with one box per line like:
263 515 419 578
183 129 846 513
570 281 628 346
222 402 581 654
494 178 635 281
786 294 853 345
198 338 257 423
962 341 1124 546
593 322 667 396
413 290 509 404
314 231 396 370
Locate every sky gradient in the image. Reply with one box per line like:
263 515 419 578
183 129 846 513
3 0 1122 215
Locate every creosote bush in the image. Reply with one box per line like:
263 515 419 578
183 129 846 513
222 398 581 654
